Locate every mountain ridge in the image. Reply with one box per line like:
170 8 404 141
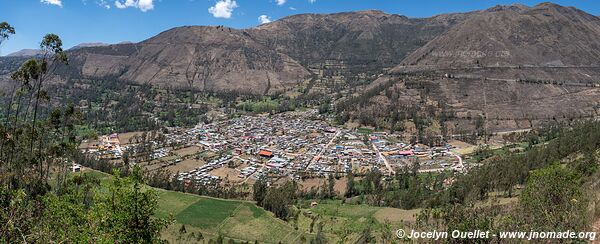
398 2 600 69
4 2 600 96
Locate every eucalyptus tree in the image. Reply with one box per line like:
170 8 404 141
0 22 15 188
2 32 70 190
0 22 15 45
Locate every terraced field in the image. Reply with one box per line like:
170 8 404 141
154 188 308 243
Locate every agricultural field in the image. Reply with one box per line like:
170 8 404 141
295 199 419 243
76 168 423 243
78 169 308 243
156 189 310 243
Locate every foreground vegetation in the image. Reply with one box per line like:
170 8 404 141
0 23 173 243
80 168 427 243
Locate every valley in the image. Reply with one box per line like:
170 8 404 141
2 1 600 243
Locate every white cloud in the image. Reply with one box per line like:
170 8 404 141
115 0 134 8
308 0 316 3
137 0 154 11
97 0 111 9
208 0 238 19
258 15 272 24
289 7 296 10
276 0 286 6
41 0 63 7
114 0 154 12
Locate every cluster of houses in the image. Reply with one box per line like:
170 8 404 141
176 155 232 186
191 111 462 180
81 110 465 185
80 134 123 160
370 134 464 173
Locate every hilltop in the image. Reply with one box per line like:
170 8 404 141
399 2 600 68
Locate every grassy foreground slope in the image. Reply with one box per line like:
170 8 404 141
156 190 308 243
82 169 307 243
83 169 423 243
79 168 520 243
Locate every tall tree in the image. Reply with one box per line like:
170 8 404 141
327 174 335 198
0 22 15 46
6 33 69 189
253 177 267 206
345 172 355 198
96 167 171 242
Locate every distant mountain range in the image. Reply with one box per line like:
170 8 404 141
69 42 110 50
36 2 600 94
2 2 600 131
6 49 46 57
5 41 132 57
50 9 470 93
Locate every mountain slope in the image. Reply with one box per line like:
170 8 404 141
248 10 471 72
400 3 600 68
346 3 600 132
49 10 472 94
69 42 110 50
6 49 45 57
63 26 309 94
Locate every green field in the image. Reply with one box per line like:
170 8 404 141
78 169 423 243
159 193 308 243
295 199 417 242
175 198 240 230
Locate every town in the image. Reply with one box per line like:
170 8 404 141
80 109 467 188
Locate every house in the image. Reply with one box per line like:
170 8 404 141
71 163 82 172
323 127 336 133
258 149 274 158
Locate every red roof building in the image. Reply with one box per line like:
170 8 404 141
259 149 274 157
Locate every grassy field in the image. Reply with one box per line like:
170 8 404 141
176 198 240 230
79 169 306 243
158 192 307 243
295 199 418 243
78 169 429 243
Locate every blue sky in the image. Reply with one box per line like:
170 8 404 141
1 0 599 55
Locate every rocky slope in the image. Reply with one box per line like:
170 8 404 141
39 10 471 94
351 3 600 132
248 10 470 72
61 26 309 94
399 3 600 68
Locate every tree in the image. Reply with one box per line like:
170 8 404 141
573 150 597 177
519 164 589 231
311 222 327 244
95 167 171 243
178 225 187 241
0 22 15 45
262 181 297 220
380 220 396 244
5 33 69 190
253 177 267 206
327 174 335 198
356 221 374 244
345 172 355 198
